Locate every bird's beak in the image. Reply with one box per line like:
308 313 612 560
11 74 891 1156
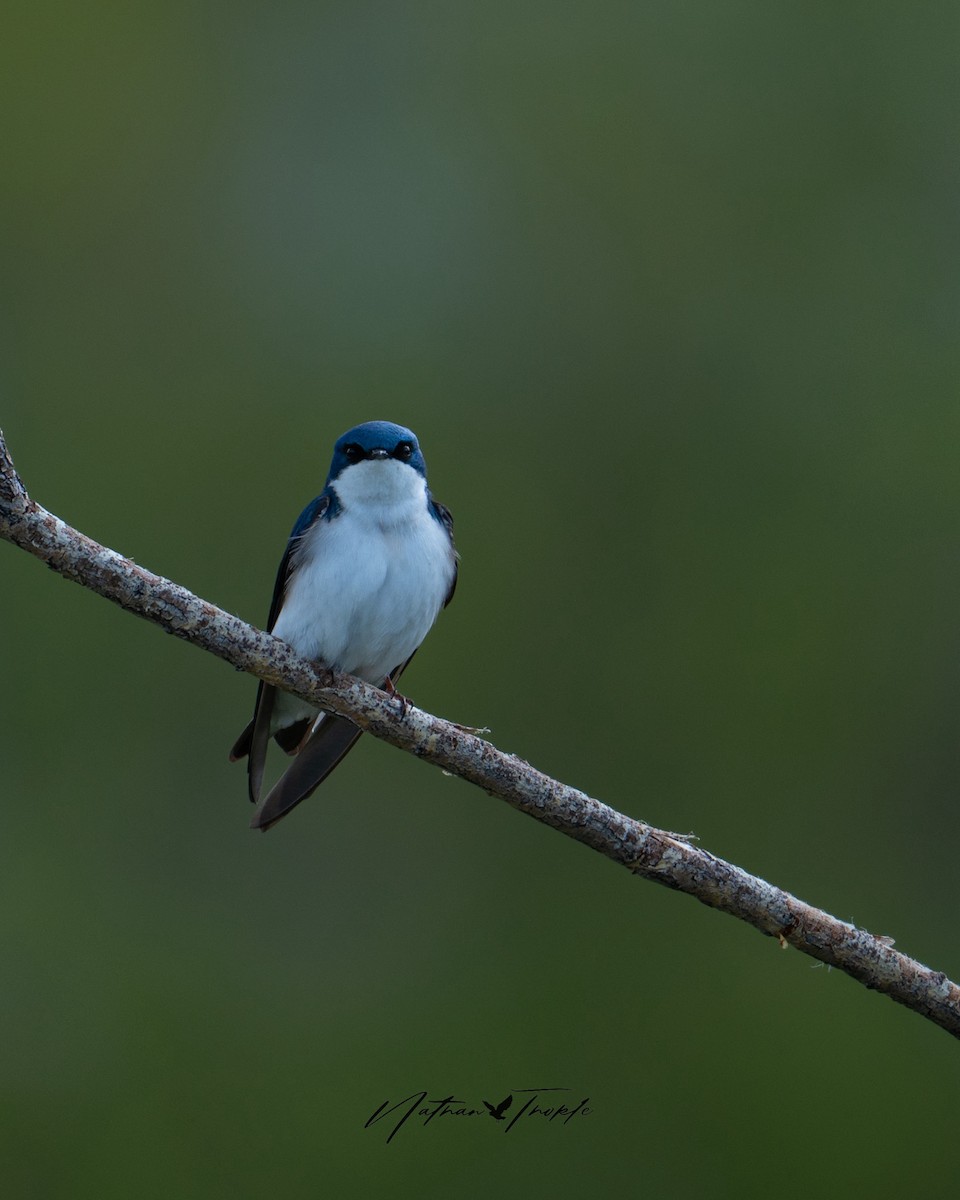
367 448 389 460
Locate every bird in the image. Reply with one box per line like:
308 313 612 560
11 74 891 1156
230 420 457 831
483 1094 513 1121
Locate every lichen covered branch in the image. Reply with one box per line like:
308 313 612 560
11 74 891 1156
2 427 958 1040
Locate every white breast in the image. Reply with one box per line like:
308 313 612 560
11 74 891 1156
269 459 455 731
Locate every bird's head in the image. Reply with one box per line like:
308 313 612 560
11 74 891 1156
325 421 429 510
327 421 425 480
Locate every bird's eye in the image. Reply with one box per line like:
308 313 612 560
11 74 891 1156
343 443 364 463
393 441 413 461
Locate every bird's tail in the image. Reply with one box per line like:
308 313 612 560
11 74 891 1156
249 716 363 831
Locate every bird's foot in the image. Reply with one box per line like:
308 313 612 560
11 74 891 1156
383 674 410 719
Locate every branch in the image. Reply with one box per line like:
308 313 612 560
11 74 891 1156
2 427 958 1041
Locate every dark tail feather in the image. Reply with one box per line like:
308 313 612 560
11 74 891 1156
228 681 275 804
229 709 309 760
246 684 275 805
250 716 363 832
229 721 254 762
275 717 311 753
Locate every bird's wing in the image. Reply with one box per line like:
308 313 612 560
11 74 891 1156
229 492 332 803
248 714 362 831
266 491 333 633
249 653 416 832
430 497 458 607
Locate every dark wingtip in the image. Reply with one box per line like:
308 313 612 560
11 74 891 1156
230 719 254 762
250 807 287 832
247 717 364 833
248 790 302 832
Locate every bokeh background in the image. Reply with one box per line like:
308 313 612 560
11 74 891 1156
3 3 960 1196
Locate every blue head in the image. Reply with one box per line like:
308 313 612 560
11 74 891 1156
326 421 427 484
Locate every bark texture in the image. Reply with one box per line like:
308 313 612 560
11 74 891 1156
2 428 958 1040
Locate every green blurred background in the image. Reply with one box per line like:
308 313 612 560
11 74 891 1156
3 2 960 1196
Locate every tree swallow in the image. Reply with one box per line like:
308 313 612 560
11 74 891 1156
230 420 457 831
